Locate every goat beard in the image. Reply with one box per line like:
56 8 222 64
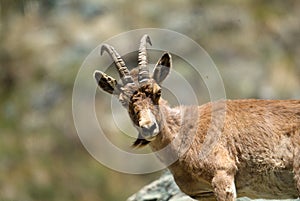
132 132 150 148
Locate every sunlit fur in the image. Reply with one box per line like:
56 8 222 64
94 35 300 201
127 79 162 144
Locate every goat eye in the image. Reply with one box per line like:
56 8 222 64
152 89 161 103
157 89 162 95
155 89 161 97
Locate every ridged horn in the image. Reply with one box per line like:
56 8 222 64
138 34 152 83
101 44 133 84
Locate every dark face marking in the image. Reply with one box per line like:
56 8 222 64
94 35 172 148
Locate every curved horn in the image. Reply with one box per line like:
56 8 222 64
101 44 133 84
138 34 152 83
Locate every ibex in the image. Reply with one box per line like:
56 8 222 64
94 35 300 201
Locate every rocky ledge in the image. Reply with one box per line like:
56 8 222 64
127 171 299 201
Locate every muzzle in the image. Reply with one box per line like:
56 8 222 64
138 109 159 140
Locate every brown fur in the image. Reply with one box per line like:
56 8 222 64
150 99 300 200
94 35 300 201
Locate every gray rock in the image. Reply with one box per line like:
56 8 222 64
127 171 299 201
127 171 196 201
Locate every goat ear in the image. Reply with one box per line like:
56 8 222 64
152 52 171 84
94 70 118 94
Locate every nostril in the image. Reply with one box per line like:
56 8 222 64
149 123 157 132
142 123 157 133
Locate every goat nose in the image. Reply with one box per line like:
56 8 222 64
142 123 157 134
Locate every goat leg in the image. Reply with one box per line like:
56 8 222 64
212 170 236 201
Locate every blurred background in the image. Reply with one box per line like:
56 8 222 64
0 0 300 200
